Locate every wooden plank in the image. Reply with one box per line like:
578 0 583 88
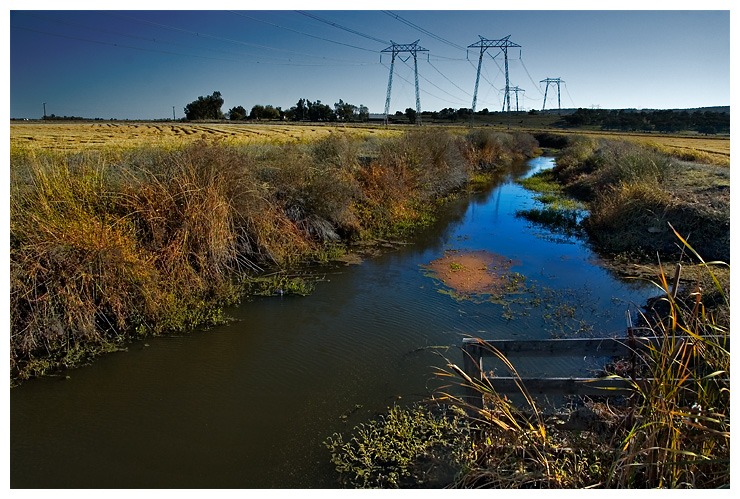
462 336 729 358
475 376 640 396
474 376 726 397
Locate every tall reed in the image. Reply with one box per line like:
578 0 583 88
433 230 729 488
11 130 540 381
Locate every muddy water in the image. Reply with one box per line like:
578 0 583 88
10 157 656 488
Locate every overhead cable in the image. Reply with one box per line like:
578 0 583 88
380 62 466 107
427 60 472 98
295 11 389 45
518 54 546 97
20 11 352 64
101 11 372 62
11 25 376 66
229 11 378 53
398 58 468 105
382 11 466 51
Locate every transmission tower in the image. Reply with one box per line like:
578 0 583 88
381 40 428 125
540 77 564 113
503 86 525 113
468 35 521 123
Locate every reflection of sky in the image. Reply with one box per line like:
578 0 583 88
9 155 663 488
424 156 657 336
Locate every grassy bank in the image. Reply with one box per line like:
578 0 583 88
550 135 729 263
326 241 730 488
324 135 730 488
10 129 539 382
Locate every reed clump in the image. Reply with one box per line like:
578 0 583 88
10 129 540 381
551 137 729 263
426 236 729 488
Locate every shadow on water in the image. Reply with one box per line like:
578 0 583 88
10 156 656 488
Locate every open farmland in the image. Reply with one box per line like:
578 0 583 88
539 128 730 166
9 121 404 151
11 121 730 166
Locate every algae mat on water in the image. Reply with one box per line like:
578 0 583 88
423 250 522 299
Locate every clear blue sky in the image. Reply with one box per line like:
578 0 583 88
8 2 732 119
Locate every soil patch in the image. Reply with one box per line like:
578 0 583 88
424 250 521 297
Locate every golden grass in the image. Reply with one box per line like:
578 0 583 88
11 122 729 167
530 128 730 166
10 121 404 151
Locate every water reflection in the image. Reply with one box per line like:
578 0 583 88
10 156 656 488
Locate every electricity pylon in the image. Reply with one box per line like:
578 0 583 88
381 40 428 125
540 77 564 113
503 86 525 113
468 35 521 124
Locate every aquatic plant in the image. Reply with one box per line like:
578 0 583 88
432 230 729 488
324 404 473 488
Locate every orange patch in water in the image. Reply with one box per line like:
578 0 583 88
424 250 520 296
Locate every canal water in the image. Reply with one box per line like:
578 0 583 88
10 156 656 488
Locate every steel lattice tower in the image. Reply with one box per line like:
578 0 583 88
468 35 521 123
381 40 428 125
506 86 524 113
540 77 564 113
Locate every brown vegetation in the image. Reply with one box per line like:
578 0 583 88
10 128 539 381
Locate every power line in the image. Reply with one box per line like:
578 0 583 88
426 60 473 98
295 11 389 45
382 11 466 51
229 11 378 53
400 58 469 105
10 25 376 67
563 81 577 108
380 62 465 107
18 11 353 65
101 11 372 63
518 53 545 97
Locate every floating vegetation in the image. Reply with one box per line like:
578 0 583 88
422 250 523 300
516 170 587 237
324 404 472 488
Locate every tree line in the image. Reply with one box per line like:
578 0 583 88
562 108 730 134
183 91 370 122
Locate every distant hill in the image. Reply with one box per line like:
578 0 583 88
537 106 729 116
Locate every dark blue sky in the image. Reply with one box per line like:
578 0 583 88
8 5 732 119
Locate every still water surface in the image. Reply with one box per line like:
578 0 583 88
10 157 656 488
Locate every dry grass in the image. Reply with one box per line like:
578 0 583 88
10 121 404 151
10 129 540 382
12 121 728 167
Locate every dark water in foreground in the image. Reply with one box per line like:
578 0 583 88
10 157 656 488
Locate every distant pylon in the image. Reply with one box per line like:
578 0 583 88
502 86 525 113
381 40 429 125
468 35 521 124
540 77 564 113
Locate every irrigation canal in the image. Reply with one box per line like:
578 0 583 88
10 156 657 488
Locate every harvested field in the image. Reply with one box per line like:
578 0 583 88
532 128 730 165
11 122 729 166
10 121 404 151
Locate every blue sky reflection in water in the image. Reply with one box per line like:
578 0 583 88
9 156 659 488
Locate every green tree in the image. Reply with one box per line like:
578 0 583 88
228 105 247 121
334 99 357 122
184 91 225 120
405 108 417 124
357 105 369 122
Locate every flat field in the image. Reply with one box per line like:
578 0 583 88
9 121 403 151
10 121 730 165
